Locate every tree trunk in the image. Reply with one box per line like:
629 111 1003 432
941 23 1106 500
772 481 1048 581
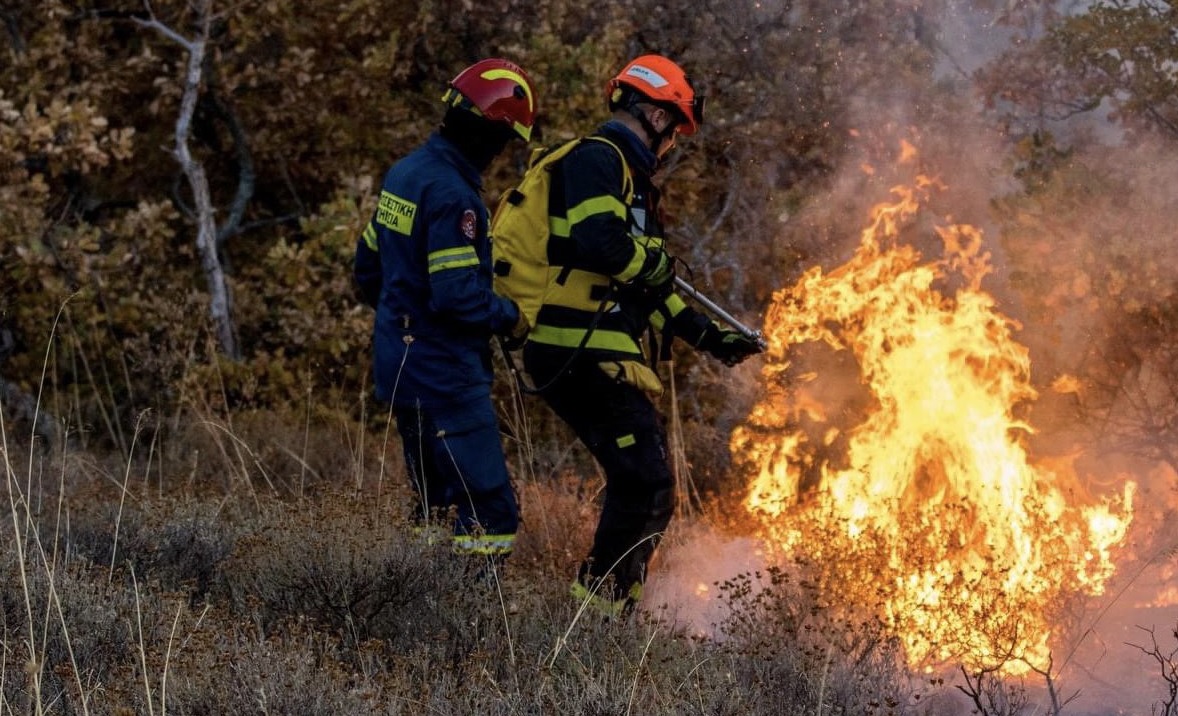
141 1 240 360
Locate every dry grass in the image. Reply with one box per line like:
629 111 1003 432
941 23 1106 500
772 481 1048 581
2 404 1111 715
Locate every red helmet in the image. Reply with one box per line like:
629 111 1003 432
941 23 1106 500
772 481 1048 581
443 58 537 141
606 54 703 136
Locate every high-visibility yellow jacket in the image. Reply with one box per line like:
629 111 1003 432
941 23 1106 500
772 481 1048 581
523 120 712 387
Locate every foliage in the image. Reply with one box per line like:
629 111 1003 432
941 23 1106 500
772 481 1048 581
978 0 1178 140
0 0 951 488
992 137 1178 469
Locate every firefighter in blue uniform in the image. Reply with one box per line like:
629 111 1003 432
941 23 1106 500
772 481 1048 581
354 58 536 558
522 55 763 615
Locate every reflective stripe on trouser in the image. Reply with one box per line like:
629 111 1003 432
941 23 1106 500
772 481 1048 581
570 578 643 619
452 532 516 555
415 527 517 557
524 355 674 602
393 403 519 545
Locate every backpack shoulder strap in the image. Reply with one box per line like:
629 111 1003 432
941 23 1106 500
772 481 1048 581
528 138 583 171
582 136 634 204
515 136 634 224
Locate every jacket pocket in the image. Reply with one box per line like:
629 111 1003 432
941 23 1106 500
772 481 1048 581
598 360 664 396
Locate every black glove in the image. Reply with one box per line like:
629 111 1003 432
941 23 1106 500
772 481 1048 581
698 324 763 366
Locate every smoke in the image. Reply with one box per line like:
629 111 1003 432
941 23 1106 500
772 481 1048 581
651 2 1178 713
641 521 765 634
1053 460 1178 715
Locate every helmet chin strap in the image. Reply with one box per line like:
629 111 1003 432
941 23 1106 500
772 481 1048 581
625 103 676 156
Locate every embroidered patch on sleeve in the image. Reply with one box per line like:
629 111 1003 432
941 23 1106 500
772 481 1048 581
460 209 477 241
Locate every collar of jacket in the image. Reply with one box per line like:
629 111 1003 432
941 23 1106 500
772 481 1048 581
597 120 656 176
426 132 484 190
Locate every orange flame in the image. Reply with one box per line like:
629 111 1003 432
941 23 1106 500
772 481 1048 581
732 158 1134 674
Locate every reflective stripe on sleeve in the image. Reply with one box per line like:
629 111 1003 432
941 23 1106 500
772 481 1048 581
614 244 648 282
664 293 688 316
362 221 378 251
649 293 688 331
566 194 627 226
427 246 479 274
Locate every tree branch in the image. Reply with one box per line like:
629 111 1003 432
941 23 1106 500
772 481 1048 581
206 86 256 247
131 12 193 52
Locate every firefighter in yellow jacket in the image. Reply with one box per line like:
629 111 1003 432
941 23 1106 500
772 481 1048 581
521 55 763 615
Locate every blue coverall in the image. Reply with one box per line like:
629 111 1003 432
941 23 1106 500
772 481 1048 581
354 132 521 555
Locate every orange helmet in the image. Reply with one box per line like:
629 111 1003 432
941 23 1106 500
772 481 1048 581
443 58 537 141
606 54 703 136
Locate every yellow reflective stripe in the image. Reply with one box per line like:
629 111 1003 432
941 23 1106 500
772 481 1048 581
428 246 479 273
362 221 378 251
570 580 627 618
478 65 534 140
452 533 516 555
529 324 642 354
550 216 570 238
615 244 648 282
376 190 417 236
634 235 664 251
480 68 536 114
444 88 486 119
616 434 636 448
664 293 687 316
567 194 627 226
569 580 643 619
649 292 689 331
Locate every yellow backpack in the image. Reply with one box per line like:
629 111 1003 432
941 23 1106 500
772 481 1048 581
490 136 633 334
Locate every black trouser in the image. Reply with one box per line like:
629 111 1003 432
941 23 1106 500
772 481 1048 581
525 352 674 601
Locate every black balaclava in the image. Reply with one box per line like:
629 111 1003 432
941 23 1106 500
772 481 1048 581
440 107 516 172
613 87 677 157
608 87 681 173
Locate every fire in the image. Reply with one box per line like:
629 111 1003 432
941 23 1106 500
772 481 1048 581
732 148 1135 674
